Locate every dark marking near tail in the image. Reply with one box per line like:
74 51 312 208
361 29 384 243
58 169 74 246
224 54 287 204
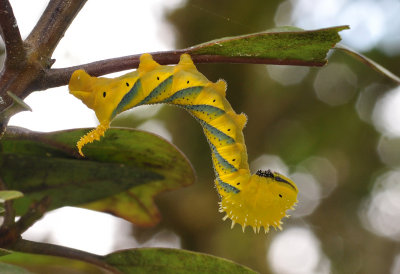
256 169 297 191
256 169 274 178
274 175 297 191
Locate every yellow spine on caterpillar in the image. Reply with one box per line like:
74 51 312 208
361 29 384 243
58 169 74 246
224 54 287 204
69 53 298 233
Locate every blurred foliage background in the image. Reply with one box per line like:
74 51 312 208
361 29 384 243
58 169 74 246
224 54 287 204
1 0 399 273
114 0 400 273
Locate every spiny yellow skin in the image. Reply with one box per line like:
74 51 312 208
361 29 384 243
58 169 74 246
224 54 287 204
69 53 298 233
76 122 109 156
218 171 297 233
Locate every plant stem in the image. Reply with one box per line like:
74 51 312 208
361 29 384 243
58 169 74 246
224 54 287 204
0 0 88 114
25 0 87 59
10 239 120 273
335 44 400 84
0 0 25 69
35 49 325 92
15 197 51 235
0 176 15 229
0 196 50 247
0 0 26 109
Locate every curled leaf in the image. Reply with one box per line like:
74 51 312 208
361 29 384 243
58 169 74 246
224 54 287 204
0 126 195 226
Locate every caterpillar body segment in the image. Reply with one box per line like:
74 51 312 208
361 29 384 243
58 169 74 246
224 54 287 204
69 53 298 233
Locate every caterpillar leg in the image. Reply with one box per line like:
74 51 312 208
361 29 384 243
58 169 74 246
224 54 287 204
77 121 109 156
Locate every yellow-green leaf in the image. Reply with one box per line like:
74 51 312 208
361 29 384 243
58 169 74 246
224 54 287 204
0 262 31 273
0 190 23 203
188 25 349 66
103 248 256 274
0 126 195 226
0 252 104 273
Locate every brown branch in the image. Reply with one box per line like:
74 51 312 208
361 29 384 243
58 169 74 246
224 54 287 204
0 0 25 68
15 196 51 235
33 50 182 91
10 239 120 273
0 175 15 230
0 196 50 247
0 0 87 114
25 0 87 59
33 49 325 92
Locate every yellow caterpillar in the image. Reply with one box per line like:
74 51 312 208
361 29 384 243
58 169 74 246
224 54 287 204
69 53 298 233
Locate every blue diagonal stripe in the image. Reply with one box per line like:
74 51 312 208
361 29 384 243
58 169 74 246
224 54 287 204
161 86 203 103
210 142 237 173
182 104 225 118
111 79 142 119
198 118 235 145
138 75 173 105
216 178 240 194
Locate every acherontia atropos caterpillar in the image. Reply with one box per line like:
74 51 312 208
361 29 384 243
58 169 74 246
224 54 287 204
69 53 298 233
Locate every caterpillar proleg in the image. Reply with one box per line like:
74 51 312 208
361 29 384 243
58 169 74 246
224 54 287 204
69 53 298 233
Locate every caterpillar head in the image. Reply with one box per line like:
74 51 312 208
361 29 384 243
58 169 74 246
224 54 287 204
69 69 124 124
69 70 123 156
218 169 298 233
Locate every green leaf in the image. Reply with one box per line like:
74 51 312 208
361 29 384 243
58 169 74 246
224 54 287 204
103 248 256 274
0 262 31 273
188 25 349 66
0 252 103 273
0 126 195 226
0 91 32 125
0 190 23 203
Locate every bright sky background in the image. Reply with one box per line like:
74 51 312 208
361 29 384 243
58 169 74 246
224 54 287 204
9 0 183 132
8 0 185 255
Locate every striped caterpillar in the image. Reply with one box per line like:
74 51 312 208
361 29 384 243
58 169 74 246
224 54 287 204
69 54 298 233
